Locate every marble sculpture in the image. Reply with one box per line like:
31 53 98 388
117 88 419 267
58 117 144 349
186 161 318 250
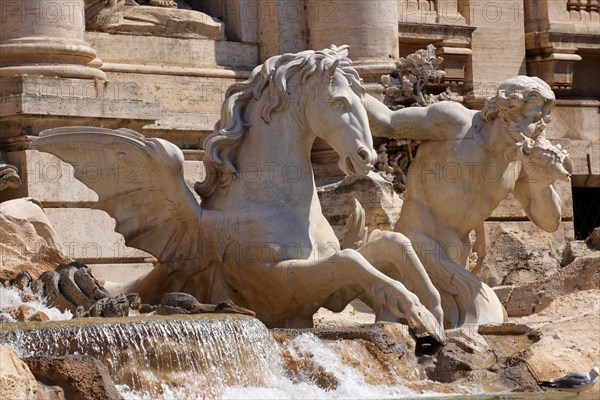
32 46 446 343
366 75 573 328
31 44 573 337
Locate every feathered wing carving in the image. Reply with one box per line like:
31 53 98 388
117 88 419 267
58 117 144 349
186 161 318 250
31 127 205 273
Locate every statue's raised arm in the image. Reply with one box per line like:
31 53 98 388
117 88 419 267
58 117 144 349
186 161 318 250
365 94 474 141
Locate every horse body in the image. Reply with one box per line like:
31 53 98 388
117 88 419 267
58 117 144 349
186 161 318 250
197 53 376 325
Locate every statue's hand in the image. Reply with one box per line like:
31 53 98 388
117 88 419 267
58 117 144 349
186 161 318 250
522 139 572 183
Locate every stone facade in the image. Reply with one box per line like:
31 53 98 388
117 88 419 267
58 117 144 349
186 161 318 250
1 1 598 285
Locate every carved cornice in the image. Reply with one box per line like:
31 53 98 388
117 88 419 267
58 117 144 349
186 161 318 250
526 31 600 52
397 22 475 47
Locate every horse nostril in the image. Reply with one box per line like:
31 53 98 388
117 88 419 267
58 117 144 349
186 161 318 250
357 148 370 162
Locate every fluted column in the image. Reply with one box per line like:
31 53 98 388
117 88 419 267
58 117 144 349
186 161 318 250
0 0 105 79
306 0 398 87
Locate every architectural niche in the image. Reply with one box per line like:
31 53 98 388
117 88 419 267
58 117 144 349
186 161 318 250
397 0 475 89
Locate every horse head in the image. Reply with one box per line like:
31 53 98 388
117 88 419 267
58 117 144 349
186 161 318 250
302 46 377 176
303 46 377 175
199 45 376 199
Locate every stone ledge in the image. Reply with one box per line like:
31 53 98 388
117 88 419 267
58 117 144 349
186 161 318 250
85 31 259 71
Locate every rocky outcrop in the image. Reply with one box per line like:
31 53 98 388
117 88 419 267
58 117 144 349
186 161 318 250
0 346 38 400
25 355 123 400
510 289 600 386
155 293 256 317
495 252 600 317
0 214 71 281
472 221 570 287
317 173 403 235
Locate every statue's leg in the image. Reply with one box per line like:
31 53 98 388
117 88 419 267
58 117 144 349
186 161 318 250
356 230 443 324
264 249 445 343
401 230 505 328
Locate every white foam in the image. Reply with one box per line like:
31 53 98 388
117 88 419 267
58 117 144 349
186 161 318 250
117 332 482 400
0 286 73 322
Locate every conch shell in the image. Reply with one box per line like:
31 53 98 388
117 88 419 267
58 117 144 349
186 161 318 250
525 138 573 182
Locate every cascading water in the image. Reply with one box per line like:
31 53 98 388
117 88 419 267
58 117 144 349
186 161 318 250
0 315 283 399
1 285 485 399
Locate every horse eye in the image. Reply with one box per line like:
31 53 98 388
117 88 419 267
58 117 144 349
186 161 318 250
332 98 349 110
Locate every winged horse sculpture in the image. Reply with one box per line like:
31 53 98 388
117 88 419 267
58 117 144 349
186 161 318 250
32 46 445 343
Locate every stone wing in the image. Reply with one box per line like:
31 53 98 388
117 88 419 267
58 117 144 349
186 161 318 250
31 127 203 271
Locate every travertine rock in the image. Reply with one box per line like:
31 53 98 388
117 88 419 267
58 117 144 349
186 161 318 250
510 289 600 385
25 355 123 400
0 346 38 400
318 173 403 235
85 0 224 40
585 227 600 250
495 253 600 317
428 329 495 383
0 213 71 281
472 221 570 287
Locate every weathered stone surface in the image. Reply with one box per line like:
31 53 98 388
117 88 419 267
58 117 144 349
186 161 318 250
25 355 123 400
274 323 415 386
89 263 154 284
44 208 152 262
16 304 35 322
85 2 224 40
307 0 398 69
472 221 573 287
566 139 600 176
86 32 258 70
0 214 71 280
29 311 50 322
88 294 130 318
427 329 495 383
561 237 599 266
318 172 403 235
39 271 78 313
0 345 38 400
156 294 256 317
547 101 600 142
495 253 600 317
510 288 600 386
1 150 98 204
35 381 65 400
13 270 34 291
585 227 600 250
0 74 160 139
465 0 527 102
0 0 106 81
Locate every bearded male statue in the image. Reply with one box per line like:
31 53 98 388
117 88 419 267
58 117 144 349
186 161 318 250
365 76 573 328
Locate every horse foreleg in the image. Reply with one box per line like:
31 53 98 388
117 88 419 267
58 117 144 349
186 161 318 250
278 249 445 344
357 231 444 324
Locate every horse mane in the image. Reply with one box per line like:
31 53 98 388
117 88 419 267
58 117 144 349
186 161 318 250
195 45 365 200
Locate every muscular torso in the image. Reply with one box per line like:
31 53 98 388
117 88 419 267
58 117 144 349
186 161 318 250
396 121 521 240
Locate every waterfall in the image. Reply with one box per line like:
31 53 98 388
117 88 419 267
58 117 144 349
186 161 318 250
0 315 283 399
0 311 482 399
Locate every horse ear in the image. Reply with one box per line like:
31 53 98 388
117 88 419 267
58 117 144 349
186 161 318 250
327 59 339 78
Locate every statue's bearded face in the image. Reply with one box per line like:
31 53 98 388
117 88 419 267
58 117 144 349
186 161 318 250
510 95 551 141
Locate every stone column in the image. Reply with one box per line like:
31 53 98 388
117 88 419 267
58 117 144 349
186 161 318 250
306 0 398 88
0 0 105 80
